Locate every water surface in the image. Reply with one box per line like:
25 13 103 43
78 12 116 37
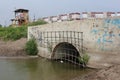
0 58 92 80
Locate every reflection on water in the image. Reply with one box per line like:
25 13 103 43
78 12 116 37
0 58 92 80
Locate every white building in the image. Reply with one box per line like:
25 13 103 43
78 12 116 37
69 13 80 20
82 12 88 19
90 12 105 18
42 12 119 23
51 16 58 22
95 12 104 18
42 17 51 23
59 14 68 21
116 12 120 16
107 12 116 17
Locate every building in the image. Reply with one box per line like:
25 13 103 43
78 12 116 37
51 16 58 22
11 9 29 26
95 12 104 18
69 13 80 20
107 12 116 17
42 11 119 23
116 12 120 16
59 14 68 21
42 17 51 23
82 12 89 19
90 12 105 18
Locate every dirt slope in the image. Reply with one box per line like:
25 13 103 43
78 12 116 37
73 64 120 80
0 38 27 56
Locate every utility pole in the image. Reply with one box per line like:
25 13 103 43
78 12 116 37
33 14 36 22
4 20 7 27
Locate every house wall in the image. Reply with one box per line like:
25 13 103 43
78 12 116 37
95 14 104 18
71 14 80 19
60 15 68 21
82 14 88 18
43 17 51 23
111 14 116 17
51 17 58 22
117 13 120 16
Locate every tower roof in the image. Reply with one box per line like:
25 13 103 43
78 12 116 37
14 9 29 13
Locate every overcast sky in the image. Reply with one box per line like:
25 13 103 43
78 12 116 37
0 0 120 26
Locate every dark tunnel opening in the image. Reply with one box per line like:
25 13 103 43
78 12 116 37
52 42 81 65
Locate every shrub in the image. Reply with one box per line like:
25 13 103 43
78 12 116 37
78 53 90 67
25 38 38 55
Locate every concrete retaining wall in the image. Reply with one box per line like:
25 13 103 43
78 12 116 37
28 18 120 68
29 18 120 53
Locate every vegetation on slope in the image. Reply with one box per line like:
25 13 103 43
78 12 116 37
0 20 47 41
0 26 27 40
25 38 38 55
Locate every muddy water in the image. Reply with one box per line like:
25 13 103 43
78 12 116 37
0 58 92 80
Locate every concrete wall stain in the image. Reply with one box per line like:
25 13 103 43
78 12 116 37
90 18 120 50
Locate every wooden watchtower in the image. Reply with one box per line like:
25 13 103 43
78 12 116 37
11 9 29 26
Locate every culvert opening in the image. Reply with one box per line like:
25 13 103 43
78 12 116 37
52 42 81 65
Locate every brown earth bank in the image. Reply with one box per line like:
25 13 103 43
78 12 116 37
72 64 120 80
0 38 27 57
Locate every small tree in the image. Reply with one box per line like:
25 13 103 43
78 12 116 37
78 53 90 67
25 38 38 55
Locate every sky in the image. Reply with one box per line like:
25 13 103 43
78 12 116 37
0 0 120 26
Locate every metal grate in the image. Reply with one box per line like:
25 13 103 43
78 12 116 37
38 31 83 51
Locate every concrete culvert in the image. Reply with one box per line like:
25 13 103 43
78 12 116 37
52 42 80 65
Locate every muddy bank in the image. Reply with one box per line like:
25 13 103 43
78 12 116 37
0 38 27 56
73 64 120 80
